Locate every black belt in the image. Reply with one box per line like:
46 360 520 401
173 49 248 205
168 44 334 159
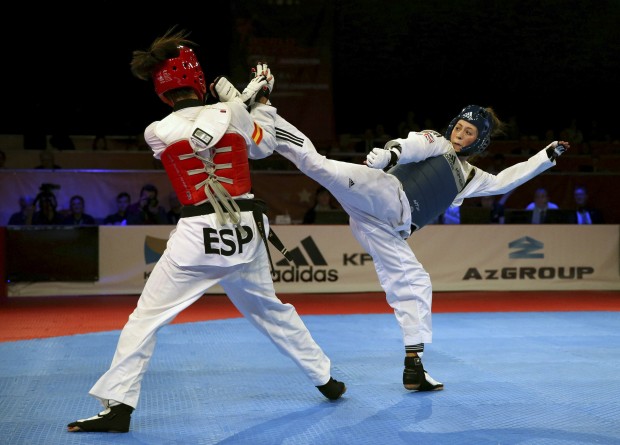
181 199 293 272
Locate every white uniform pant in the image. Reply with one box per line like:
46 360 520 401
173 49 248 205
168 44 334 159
89 242 331 409
275 116 433 347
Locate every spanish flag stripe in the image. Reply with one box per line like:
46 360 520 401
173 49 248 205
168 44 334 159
252 122 264 145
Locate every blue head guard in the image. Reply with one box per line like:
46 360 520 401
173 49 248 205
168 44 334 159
444 105 494 156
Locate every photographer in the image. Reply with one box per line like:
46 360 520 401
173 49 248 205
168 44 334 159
32 183 64 225
126 183 168 225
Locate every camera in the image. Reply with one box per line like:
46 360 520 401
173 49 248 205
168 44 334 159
35 183 60 209
40 183 61 193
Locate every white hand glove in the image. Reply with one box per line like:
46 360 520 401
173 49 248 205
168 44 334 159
240 74 268 106
366 147 392 169
366 141 402 169
210 63 273 107
250 62 274 103
211 76 242 103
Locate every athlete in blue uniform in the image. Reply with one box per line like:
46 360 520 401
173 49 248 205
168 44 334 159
216 65 569 392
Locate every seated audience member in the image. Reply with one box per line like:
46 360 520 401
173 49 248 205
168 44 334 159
8 195 35 225
303 186 339 224
479 195 505 224
35 149 62 169
62 195 97 226
126 183 168 225
479 189 514 224
32 189 64 225
167 192 183 225
103 192 131 225
567 185 604 224
525 187 559 224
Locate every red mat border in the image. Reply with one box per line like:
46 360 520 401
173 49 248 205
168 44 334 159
1 291 619 342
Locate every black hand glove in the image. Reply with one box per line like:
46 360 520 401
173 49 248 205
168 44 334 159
545 141 568 161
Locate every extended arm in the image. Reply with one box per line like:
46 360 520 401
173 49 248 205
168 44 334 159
457 140 570 201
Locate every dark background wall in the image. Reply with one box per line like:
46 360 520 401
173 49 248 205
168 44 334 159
2 0 618 143
333 0 619 139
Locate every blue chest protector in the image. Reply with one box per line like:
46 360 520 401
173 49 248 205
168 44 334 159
387 149 468 231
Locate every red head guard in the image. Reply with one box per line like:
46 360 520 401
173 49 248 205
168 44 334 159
152 46 207 106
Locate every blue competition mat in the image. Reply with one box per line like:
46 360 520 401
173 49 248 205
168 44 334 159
1 312 619 445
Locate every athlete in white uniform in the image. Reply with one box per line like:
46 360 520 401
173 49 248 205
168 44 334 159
281 109 568 391
67 31 345 434
217 67 568 393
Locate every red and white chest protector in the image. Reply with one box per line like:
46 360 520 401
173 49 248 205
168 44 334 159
161 133 252 206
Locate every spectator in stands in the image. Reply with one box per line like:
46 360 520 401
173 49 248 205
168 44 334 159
35 149 62 169
62 195 97 225
32 188 64 225
92 134 109 151
8 195 35 225
303 186 339 224
479 191 513 224
103 192 131 225
440 187 509 224
567 185 604 224
0 149 6 168
460 189 513 224
525 187 559 224
126 183 168 224
167 192 183 225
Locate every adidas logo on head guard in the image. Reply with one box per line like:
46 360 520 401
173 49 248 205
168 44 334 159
444 105 493 156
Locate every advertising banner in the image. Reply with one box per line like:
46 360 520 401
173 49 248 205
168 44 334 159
7 225 619 297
